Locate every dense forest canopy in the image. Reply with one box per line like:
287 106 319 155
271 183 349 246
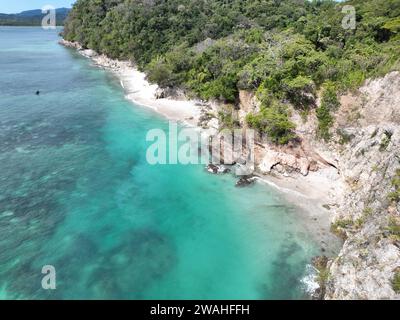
63 0 400 144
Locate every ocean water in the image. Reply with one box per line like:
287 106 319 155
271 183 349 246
0 27 321 300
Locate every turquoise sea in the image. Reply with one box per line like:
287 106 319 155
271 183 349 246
0 27 322 299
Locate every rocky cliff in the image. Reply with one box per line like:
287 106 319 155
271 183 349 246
254 72 400 299
216 71 400 299
323 72 400 299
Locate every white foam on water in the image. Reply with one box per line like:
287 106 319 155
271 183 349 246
300 264 320 296
255 176 308 198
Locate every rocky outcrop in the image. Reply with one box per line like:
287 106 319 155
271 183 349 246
236 89 337 177
258 148 311 176
323 72 400 300
60 39 132 72
237 71 400 299
256 138 337 177
338 71 400 127
154 87 187 100
324 130 400 299
59 39 82 50
238 90 260 126
206 164 231 174
235 176 256 188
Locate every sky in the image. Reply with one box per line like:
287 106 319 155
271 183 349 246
0 0 75 14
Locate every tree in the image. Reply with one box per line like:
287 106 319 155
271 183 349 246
282 76 316 109
246 103 296 145
146 57 174 88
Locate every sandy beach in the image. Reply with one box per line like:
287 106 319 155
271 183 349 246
74 46 203 128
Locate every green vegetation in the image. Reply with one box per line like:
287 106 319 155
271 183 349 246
246 102 296 145
355 207 373 228
312 255 330 299
388 169 400 203
393 270 400 293
380 130 393 151
331 218 353 239
317 83 340 141
317 267 330 293
63 0 400 144
337 128 354 145
218 104 240 129
387 216 400 242
316 104 333 141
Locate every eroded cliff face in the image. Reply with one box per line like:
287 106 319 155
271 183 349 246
323 72 400 300
236 73 400 299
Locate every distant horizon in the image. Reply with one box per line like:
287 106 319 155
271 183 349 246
0 1 75 14
0 0 347 14
0 0 348 14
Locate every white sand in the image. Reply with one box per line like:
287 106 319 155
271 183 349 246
122 69 201 126
81 50 202 127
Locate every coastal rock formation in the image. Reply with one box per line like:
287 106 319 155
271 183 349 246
258 149 311 176
59 39 82 50
241 71 400 299
340 72 400 127
231 72 400 299
235 176 256 188
238 90 260 126
59 39 129 71
154 87 187 100
237 89 337 177
323 126 400 299
206 164 231 174
323 73 400 299
256 138 337 177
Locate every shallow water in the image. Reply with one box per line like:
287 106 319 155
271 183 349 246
0 27 321 299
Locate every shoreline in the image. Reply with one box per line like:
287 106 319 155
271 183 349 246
258 170 343 252
60 39 342 255
63 40 203 128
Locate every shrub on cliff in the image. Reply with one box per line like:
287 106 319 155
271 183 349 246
331 218 354 240
316 104 334 141
282 76 316 110
393 270 400 293
388 170 400 203
316 83 339 141
246 103 296 145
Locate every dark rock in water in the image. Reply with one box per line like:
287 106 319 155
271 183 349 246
312 255 329 270
312 287 324 301
235 176 255 187
206 164 219 174
206 164 231 174
219 166 231 174
311 255 329 300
